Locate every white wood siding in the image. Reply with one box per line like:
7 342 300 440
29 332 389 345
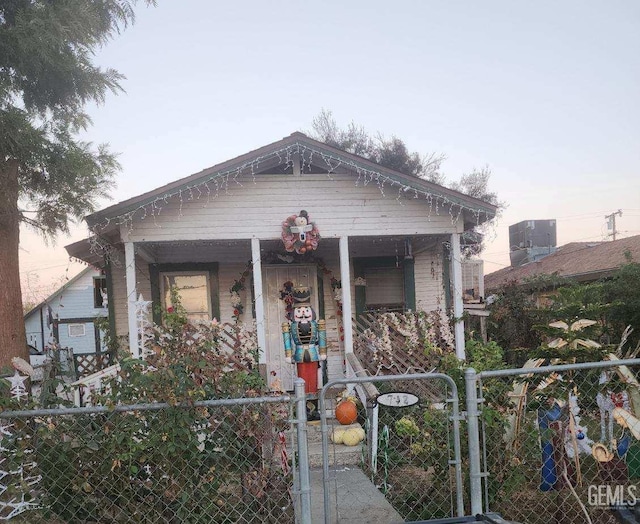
111 256 152 339
127 173 463 242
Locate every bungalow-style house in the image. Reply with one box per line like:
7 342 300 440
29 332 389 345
484 234 640 293
66 132 497 390
24 266 109 372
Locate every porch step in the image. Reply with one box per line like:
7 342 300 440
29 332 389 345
306 418 363 444
307 437 364 468
305 419 366 467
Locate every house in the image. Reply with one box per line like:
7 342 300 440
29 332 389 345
65 132 497 389
24 266 110 374
484 234 640 292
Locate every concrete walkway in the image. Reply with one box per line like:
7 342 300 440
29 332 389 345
310 467 403 524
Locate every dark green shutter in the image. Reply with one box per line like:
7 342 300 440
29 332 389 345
403 257 416 311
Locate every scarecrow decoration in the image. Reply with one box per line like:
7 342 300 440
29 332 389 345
510 320 600 491
281 210 320 254
593 339 640 480
281 287 326 396
525 321 640 491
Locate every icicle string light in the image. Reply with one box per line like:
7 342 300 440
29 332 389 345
88 142 495 239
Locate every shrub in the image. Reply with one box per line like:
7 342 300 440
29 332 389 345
1 303 292 522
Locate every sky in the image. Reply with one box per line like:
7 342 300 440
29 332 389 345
19 0 640 303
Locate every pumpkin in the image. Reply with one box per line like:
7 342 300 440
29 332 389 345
342 428 365 446
330 428 346 444
335 399 358 425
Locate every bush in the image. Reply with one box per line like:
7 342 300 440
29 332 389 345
1 303 293 523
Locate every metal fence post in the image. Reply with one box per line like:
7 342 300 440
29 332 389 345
465 367 483 516
294 378 312 524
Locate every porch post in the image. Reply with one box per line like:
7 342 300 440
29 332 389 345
450 233 466 360
124 241 140 359
251 237 267 364
339 236 353 354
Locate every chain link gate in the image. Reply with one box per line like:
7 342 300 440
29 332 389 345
466 358 640 524
318 373 465 524
0 391 310 523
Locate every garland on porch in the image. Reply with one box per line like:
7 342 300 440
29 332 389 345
315 258 345 343
224 254 342 344
230 260 253 323
279 281 296 321
276 259 344 343
230 255 342 325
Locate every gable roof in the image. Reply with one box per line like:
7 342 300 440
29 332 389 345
484 234 640 291
24 266 99 320
85 132 497 229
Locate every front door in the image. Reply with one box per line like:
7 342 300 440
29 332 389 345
263 265 319 391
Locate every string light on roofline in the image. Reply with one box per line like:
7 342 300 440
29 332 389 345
87 142 495 255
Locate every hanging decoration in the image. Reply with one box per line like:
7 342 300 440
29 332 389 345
6 371 28 402
230 261 253 323
281 210 320 254
0 363 41 519
279 281 297 321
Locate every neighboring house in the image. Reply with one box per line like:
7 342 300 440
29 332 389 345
484 234 640 292
24 266 109 356
66 132 497 389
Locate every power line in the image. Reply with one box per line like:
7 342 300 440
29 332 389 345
19 262 72 275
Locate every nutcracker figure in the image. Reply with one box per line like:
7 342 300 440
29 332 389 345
282 301 327 395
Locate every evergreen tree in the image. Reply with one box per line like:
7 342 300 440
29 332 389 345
0 0 154 368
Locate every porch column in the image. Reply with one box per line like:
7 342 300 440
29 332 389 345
450 233 466 360
251 238 267 364
339 236 353 354
124 241 140 358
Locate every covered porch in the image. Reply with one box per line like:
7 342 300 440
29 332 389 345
68 232 468 390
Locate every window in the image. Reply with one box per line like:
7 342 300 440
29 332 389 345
68 324 86 337
150 262 220 325
354 256 415 319
364 266 405 313
93 277 108 308
160 272 212 322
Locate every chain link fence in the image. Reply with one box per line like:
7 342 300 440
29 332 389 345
0 396 297 523
468 359 640 524
319 373 464 524
4 361 640 523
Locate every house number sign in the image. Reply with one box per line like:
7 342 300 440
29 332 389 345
376 392 419 408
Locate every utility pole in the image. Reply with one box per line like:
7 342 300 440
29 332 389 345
605 209 623 241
